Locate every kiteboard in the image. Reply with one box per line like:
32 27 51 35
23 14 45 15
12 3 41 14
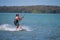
17 26 28 31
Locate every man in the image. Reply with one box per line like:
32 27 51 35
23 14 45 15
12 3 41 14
14 14 23 30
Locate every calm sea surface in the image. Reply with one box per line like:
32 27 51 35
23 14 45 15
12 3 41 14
0 13 60 40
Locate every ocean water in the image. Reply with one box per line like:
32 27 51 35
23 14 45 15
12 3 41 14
0 13 60 40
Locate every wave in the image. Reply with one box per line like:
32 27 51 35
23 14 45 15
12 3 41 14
0 24 32 31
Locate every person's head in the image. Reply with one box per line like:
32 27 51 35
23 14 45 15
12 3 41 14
16 14 19 16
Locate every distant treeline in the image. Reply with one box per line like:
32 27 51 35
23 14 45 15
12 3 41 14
0 5 60 13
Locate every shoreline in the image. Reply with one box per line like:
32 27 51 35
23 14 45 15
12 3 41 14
0 5 60 13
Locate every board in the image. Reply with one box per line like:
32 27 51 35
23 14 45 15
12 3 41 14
16 27 28 31
19 29 28 31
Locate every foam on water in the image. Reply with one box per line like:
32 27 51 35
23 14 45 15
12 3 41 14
0 24 32 31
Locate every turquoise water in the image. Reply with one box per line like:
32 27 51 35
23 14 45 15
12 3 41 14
0 13 60 40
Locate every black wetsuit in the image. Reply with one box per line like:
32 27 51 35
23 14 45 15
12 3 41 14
14 19 19 28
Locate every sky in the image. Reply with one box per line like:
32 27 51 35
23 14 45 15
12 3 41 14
0 0 60 6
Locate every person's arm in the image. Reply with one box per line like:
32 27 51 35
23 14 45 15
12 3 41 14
19 16 22 20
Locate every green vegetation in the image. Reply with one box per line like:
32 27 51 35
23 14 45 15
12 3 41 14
0 5 60 13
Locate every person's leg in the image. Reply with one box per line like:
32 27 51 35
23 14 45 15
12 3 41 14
19 24 23 30
16 22 19 30
16 24 19 28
